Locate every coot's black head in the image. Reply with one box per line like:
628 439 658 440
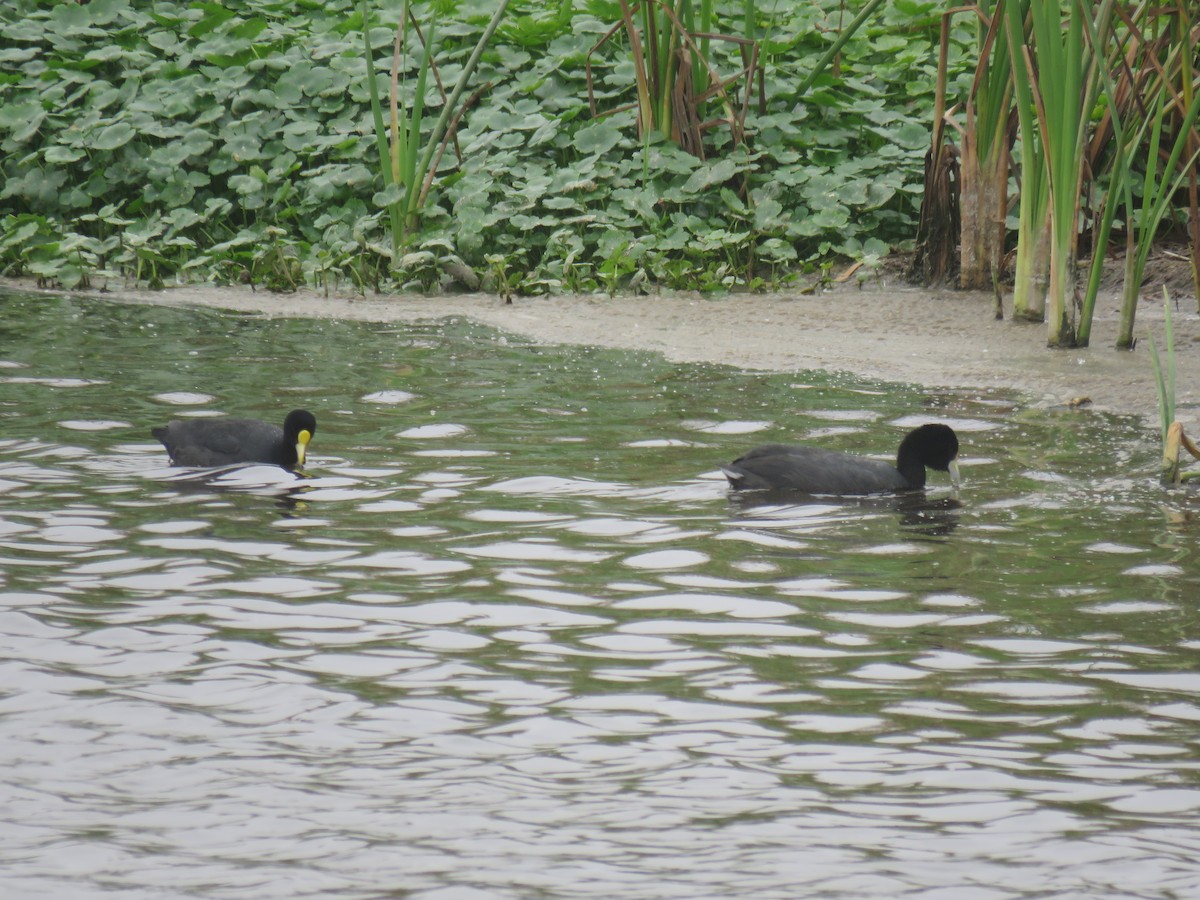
283 409 317 467
897 423 959 487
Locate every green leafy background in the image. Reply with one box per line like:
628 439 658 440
0 0 966 293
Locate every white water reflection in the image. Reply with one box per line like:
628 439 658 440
399 423 470 439
154 391 216 404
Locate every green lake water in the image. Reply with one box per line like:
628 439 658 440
2 287 1200 898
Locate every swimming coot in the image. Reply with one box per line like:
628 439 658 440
151 409 317 471
720 423 959 495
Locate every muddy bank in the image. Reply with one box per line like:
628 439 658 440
5 276 1199 430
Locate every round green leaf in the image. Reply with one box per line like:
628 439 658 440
91 122 136 151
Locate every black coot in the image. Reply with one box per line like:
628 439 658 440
721 423 959 495
152 409 317 471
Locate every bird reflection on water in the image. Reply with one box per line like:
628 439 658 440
728 488 963 537
149 462 316 514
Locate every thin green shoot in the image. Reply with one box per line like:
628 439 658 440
1147 287 1175 451
361 0 403 253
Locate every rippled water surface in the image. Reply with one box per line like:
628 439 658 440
3 288 1200 898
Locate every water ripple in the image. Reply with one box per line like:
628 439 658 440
1 292 1199 897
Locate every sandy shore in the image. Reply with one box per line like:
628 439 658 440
5 275 1199 429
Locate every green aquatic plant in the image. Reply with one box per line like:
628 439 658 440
1026 0 1112 347
1078 3 1200 349
1003 0 1052 323
586 0 758 157
1148 288 1200 484
1003 1 1200 345
1148 288 1177 454
361 0 511 258
959 2 1012 295
1113 96 1200 350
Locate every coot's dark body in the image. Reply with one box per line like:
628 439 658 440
721 423 959 495
152 409 316 471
